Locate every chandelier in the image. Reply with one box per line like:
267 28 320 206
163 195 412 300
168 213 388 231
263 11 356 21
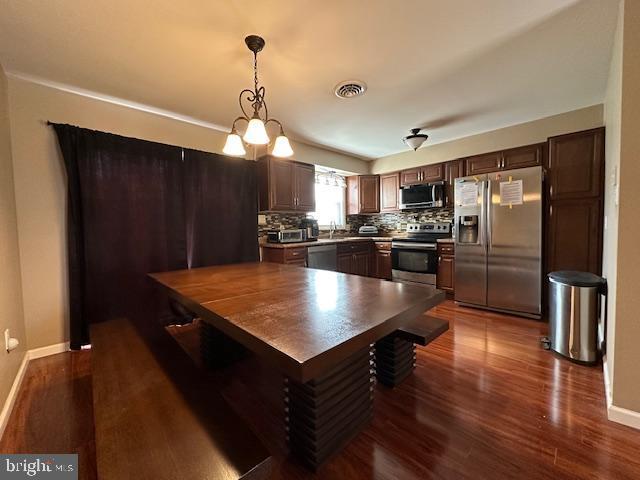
223 35 293 158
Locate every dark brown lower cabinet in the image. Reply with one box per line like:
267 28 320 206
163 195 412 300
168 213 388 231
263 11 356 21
336 243 371 276
261 246 308 266
436 243 455 294
262 241 386 278
353 252 370 276
372 242 392 280
338 252 370 276
337 253 352 274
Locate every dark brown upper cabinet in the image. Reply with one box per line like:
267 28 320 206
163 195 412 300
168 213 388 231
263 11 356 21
502 143 544 170
444 159 464 206
258 156 315 212
380 173 400 212
547 129 604 200
347 175 380 214
294 162 315 211
464 143 544 175
545 128 605 276
399 168 421 186
400 164 443 186
465 152 502 175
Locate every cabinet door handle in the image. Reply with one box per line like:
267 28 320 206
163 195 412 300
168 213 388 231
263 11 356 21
438 256 442 263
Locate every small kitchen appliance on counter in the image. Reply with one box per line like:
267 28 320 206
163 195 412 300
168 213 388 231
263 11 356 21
391 222 451 286
266 229 306 244
358 225 379 236
300 218 319 241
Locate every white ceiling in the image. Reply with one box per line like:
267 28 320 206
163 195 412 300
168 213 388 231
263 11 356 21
0 0 619 159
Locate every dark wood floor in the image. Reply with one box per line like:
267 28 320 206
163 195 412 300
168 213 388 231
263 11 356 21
2 300 639 479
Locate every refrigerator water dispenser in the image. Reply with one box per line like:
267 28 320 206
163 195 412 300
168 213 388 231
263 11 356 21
458 215 479 244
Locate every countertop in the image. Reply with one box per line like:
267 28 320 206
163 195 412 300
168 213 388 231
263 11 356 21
260 236 455 248
260 236 394 249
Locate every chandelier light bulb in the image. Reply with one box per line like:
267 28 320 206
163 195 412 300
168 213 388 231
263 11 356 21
243 117 270 145
272 133 294 157
223 131 246 156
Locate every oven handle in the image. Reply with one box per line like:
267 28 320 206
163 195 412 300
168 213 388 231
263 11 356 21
391 242 437 251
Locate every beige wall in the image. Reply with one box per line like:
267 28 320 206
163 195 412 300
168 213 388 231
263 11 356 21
602 0 623 402
610 0 640 413
371 105 604 174
0 65 27 419
6 76 367 349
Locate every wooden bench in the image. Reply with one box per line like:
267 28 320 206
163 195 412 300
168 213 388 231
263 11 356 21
91 318 272 480
375 315 449 387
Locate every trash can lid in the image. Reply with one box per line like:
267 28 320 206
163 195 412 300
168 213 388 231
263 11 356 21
548 271 606 287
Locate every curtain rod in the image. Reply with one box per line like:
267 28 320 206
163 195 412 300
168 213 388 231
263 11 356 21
42 121 235 160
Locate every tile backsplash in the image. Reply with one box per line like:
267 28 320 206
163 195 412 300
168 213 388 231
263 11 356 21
258 213 308 236
346 207 454 234
258 208 454 237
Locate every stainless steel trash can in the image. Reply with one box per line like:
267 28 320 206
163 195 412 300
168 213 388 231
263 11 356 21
548 271 606 364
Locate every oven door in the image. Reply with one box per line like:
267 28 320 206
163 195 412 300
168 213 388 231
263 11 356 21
391 241 438 285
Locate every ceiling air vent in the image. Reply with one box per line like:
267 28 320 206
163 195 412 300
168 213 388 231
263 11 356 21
334 80 367 99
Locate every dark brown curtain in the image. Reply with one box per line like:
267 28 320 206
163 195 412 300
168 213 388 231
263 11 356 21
184 149 258 268
53 124 258 349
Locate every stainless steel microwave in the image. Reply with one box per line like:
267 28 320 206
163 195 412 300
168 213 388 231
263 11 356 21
266 229 305 243
399 181 445 210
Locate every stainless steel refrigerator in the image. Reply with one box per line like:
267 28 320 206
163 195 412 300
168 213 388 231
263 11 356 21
454 166 542 318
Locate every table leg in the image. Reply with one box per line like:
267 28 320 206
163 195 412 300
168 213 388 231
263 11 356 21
200 321 247 369
284 346 375 469
375 335 416 387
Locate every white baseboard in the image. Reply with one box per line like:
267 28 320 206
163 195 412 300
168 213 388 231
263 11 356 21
603 356 640 430
603 356 612 408
0 351 29 441
609 404 640 430
0 341 71 440
28 342 70 360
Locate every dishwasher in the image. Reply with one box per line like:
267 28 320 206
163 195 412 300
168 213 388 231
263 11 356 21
307 244 337 271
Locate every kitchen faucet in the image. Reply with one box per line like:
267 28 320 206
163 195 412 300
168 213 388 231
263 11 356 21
329 221 336 239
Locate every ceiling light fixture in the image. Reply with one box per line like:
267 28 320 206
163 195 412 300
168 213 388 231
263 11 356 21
403 128 429 151
223 35 293 158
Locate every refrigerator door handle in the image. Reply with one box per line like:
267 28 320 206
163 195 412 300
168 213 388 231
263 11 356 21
478 180 487 247
487 180 493 249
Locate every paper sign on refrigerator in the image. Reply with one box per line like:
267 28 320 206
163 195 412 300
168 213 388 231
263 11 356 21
499 179 523 206
460 182 479 206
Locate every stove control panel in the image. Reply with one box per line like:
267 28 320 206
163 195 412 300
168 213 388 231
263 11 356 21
406 222 451 234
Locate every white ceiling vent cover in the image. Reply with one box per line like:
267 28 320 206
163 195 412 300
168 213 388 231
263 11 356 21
334 81 367 99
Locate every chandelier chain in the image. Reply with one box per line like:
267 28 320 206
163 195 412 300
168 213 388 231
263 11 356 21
254 51 259 98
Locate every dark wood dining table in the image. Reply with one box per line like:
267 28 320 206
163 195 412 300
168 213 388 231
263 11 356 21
150 261 445 469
